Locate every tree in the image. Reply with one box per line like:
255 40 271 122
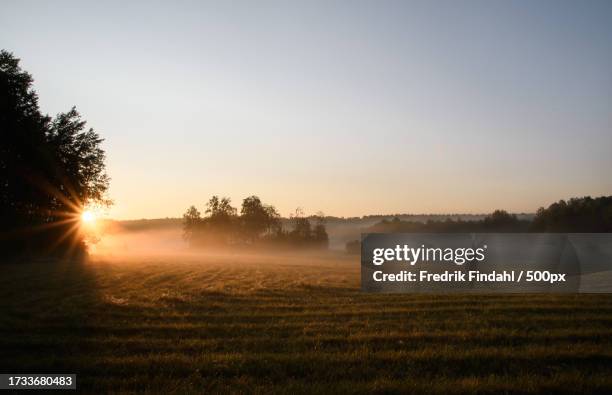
0 50 110 257
312 212 329 246
204 196 237 244
1 50 50 233
182 205 201 242
482 210 520 231
240 195 280 242
290 207 311 242
183 199 329 249
205 196 236 219
46 108 110 207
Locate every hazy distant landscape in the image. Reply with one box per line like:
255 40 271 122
98 212 536 253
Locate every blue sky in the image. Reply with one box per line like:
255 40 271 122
2 0 611 218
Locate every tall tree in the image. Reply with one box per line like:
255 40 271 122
0 50 110 257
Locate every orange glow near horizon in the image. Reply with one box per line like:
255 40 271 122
81 210 96 224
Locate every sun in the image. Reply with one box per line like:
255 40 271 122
81 210 96 224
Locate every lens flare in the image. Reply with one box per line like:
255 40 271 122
81 210 96 224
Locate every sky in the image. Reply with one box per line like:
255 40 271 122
2 0 611 219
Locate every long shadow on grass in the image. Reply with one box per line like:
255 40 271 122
0 257 103 391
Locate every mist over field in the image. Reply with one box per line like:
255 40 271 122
94 226 188 256
94 213 535 255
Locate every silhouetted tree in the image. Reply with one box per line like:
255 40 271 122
182 200 329 249
201 196 237 244
182 205 201 242
206 196 236 219
290 207 311 242
312 212 329 247
482 210 522 231
240 195 280 242
0 50 110 258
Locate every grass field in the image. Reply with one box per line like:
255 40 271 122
1 252 612 394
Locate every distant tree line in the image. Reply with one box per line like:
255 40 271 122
368 209 530 233
1 50 109 258
529 196 612 232
183 196 328 249
346 196 612 253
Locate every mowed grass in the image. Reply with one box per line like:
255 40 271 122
1 252 612 394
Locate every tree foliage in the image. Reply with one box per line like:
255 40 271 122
0 50 110 257
240 195 281 242
182 205 201 242
183 196 328 249
531 196 612 232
